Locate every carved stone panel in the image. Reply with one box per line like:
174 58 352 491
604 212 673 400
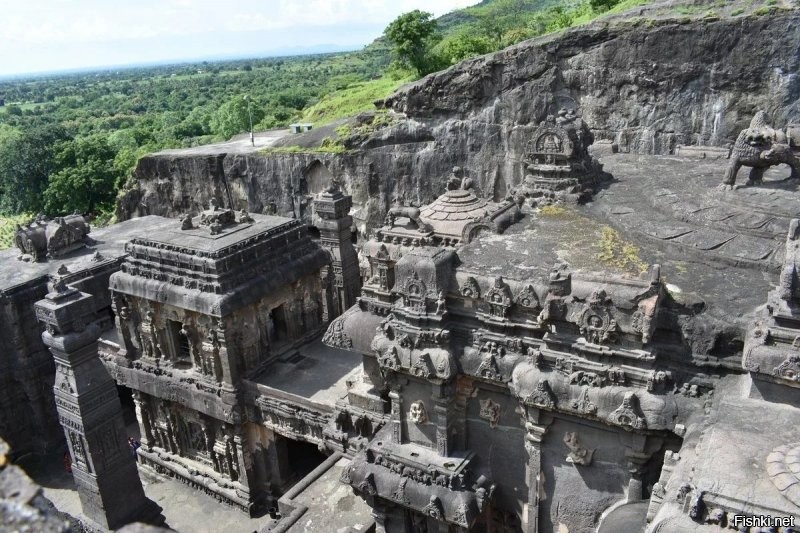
479 398 502 428
408 401 428 424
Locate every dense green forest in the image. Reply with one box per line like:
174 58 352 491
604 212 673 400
0 0 646 237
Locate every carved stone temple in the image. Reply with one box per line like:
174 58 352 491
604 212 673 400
3 127 800 532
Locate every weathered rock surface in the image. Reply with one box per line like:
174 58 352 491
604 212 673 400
118 8 800 238
0 439 80 532
384 7 800 153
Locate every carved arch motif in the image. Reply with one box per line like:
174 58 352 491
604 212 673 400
608 392 647 430
460 276 481 299
576 289 618 345
484 276 512 317
516 284 541 310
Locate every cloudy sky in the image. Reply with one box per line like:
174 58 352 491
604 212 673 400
1 0 479 76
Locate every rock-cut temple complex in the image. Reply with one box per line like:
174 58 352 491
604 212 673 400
3 103 800 533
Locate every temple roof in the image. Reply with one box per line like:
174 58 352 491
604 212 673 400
418 189 494 237
110 212 330 316
0 216 166 296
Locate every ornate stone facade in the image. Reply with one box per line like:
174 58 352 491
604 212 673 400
3 139 800 532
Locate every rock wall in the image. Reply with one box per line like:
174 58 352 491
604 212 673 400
119 10 800 229
384 9 800 153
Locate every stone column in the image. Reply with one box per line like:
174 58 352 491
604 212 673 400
621 432 651 503
372 505 388 533
35 280 162 530
433 382 451 456
312 182 361 317
625 451 650 502
389 389 403 444
522 407 549 533
131 391 153 449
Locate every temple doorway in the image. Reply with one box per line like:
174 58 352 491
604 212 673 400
117 385 139 440
285 438 327 486
272 305 289 344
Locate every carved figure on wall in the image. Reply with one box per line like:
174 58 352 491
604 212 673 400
515 284 540 310
525 380 556 408
773 355 800 382
563 432 594 466
322 314 353 349
435 290 447 314
571 387 597 415
479 398 502 428
141 311 162 360
575 289 617 345
719 111 800 190
408 401 428 424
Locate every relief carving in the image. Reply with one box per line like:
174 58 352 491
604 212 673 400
563 432 594 466
773 355 800 382
484 276 512 318
479 398 502 428
570 387 597 415
322 314 353 349
608 392 647 430
525 380 556 409
516 284 541 310
460 276 481 298
422 495 444 520
408 401 428 424
575 289 618 345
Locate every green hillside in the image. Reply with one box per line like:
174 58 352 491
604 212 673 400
0 0 655 228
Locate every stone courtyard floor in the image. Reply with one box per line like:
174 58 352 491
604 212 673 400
20 451 267 532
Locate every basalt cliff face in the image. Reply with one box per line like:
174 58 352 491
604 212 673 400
118 9 800 233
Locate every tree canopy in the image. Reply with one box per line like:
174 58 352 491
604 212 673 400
384 10 440 76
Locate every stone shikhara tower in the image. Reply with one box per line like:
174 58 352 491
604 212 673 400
313 182 361 318
35 279 161 530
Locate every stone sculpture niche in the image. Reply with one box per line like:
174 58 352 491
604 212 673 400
15 214 90 262
719 111 800 190
512 107 608 205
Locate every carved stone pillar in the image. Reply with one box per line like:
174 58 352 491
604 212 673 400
619 432 652 503
232 432 261 516
131 391 153 449
35 281 162 530
312 183 361 318
372 505 388 533
433 382 451 457
522 407 550 533
389 389 403 444
625 451 650 502
215 318 235 385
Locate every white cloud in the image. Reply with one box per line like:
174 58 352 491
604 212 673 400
0 0 479 75
2 0 479 45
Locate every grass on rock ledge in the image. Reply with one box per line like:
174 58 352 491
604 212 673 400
0 214 31 250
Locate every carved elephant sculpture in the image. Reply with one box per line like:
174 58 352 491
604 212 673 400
720 111 800 190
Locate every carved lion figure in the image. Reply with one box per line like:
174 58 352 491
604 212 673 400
720 111 800 190
384 205 432 233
